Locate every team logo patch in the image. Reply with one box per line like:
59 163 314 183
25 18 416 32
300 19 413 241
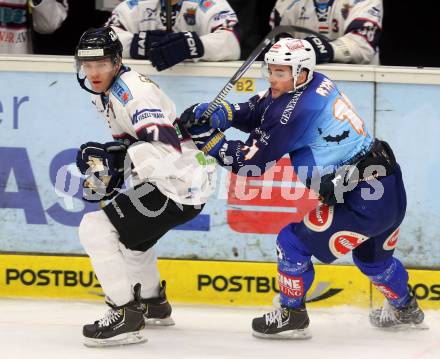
184 7 197 25
373 283 399 300
285 39 305 51
383 228 399 250
200 0 215 12
278 272 304 298
329 231 368 258
111 79 133 105
304 204 334 232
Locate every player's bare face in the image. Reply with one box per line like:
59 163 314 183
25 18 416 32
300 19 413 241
82 59 119 93
266 64 294 99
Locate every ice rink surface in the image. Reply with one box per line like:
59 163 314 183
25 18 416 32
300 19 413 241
0 298 438 359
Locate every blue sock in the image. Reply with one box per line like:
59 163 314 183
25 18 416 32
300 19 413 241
277 224 315 308
354 256 410 308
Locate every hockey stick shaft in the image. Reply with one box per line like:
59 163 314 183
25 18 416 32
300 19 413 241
165 0 172 32
200 26 328 121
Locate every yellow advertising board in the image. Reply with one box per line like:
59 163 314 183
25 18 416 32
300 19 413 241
0 254 438 309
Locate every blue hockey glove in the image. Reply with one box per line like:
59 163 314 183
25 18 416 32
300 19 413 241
179 101 235 130
149 31 204 71
130 30 168 59
304 35 334 64
200 130 226 158
205 100 235 130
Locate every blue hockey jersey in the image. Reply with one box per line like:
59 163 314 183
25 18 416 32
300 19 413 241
219 72 373 184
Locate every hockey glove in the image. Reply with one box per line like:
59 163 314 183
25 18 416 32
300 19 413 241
130 30 168 59
304 35 334 64
180 103 203 128
315 165 353 205
179 101 235 130
76 141 127 176
149 31 204 71
82 170 124 203
76 142 127 202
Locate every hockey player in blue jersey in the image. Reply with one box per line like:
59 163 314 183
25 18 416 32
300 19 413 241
180 38 426 338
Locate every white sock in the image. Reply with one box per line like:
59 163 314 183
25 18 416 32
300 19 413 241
119 243 160 299
79 210 133 306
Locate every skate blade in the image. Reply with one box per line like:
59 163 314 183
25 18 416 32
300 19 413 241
144 316 175 326
372 322 429 331
83 331 147 348
252 328 311 340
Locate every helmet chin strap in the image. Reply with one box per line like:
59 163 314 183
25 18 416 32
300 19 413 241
291 69 309 91
292 76 298 91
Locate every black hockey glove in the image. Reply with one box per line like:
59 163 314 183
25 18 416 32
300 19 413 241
76 141 127 176
149 31 204 71
76 142 127 202
81 171 124 203
179 103 203 128
304 35 334 64
130 30 168 59
315 165 355 205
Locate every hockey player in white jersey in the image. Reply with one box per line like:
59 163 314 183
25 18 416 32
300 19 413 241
271 0 382 64
106 0 240 71
0 0 68 54
74 27 216 347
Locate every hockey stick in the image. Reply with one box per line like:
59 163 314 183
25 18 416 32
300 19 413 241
165 0 172 32
198 25 329 123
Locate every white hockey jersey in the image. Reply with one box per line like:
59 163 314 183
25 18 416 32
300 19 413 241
0 0 68 54
91 67 216 206
271 0 383 64
106 0 240 61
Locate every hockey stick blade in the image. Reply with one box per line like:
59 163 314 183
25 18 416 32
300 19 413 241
197 26 329 124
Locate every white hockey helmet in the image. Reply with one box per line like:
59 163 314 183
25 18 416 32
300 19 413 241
264 38 316 90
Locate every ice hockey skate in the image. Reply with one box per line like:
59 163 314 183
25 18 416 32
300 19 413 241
141 280 175 326
369 295 428 330
83 283 147 347
252 306 311 339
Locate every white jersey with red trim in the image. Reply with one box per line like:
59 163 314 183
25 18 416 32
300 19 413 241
0 0 68 54
106 0 240 61
271 0 382 64
91 66 216 205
